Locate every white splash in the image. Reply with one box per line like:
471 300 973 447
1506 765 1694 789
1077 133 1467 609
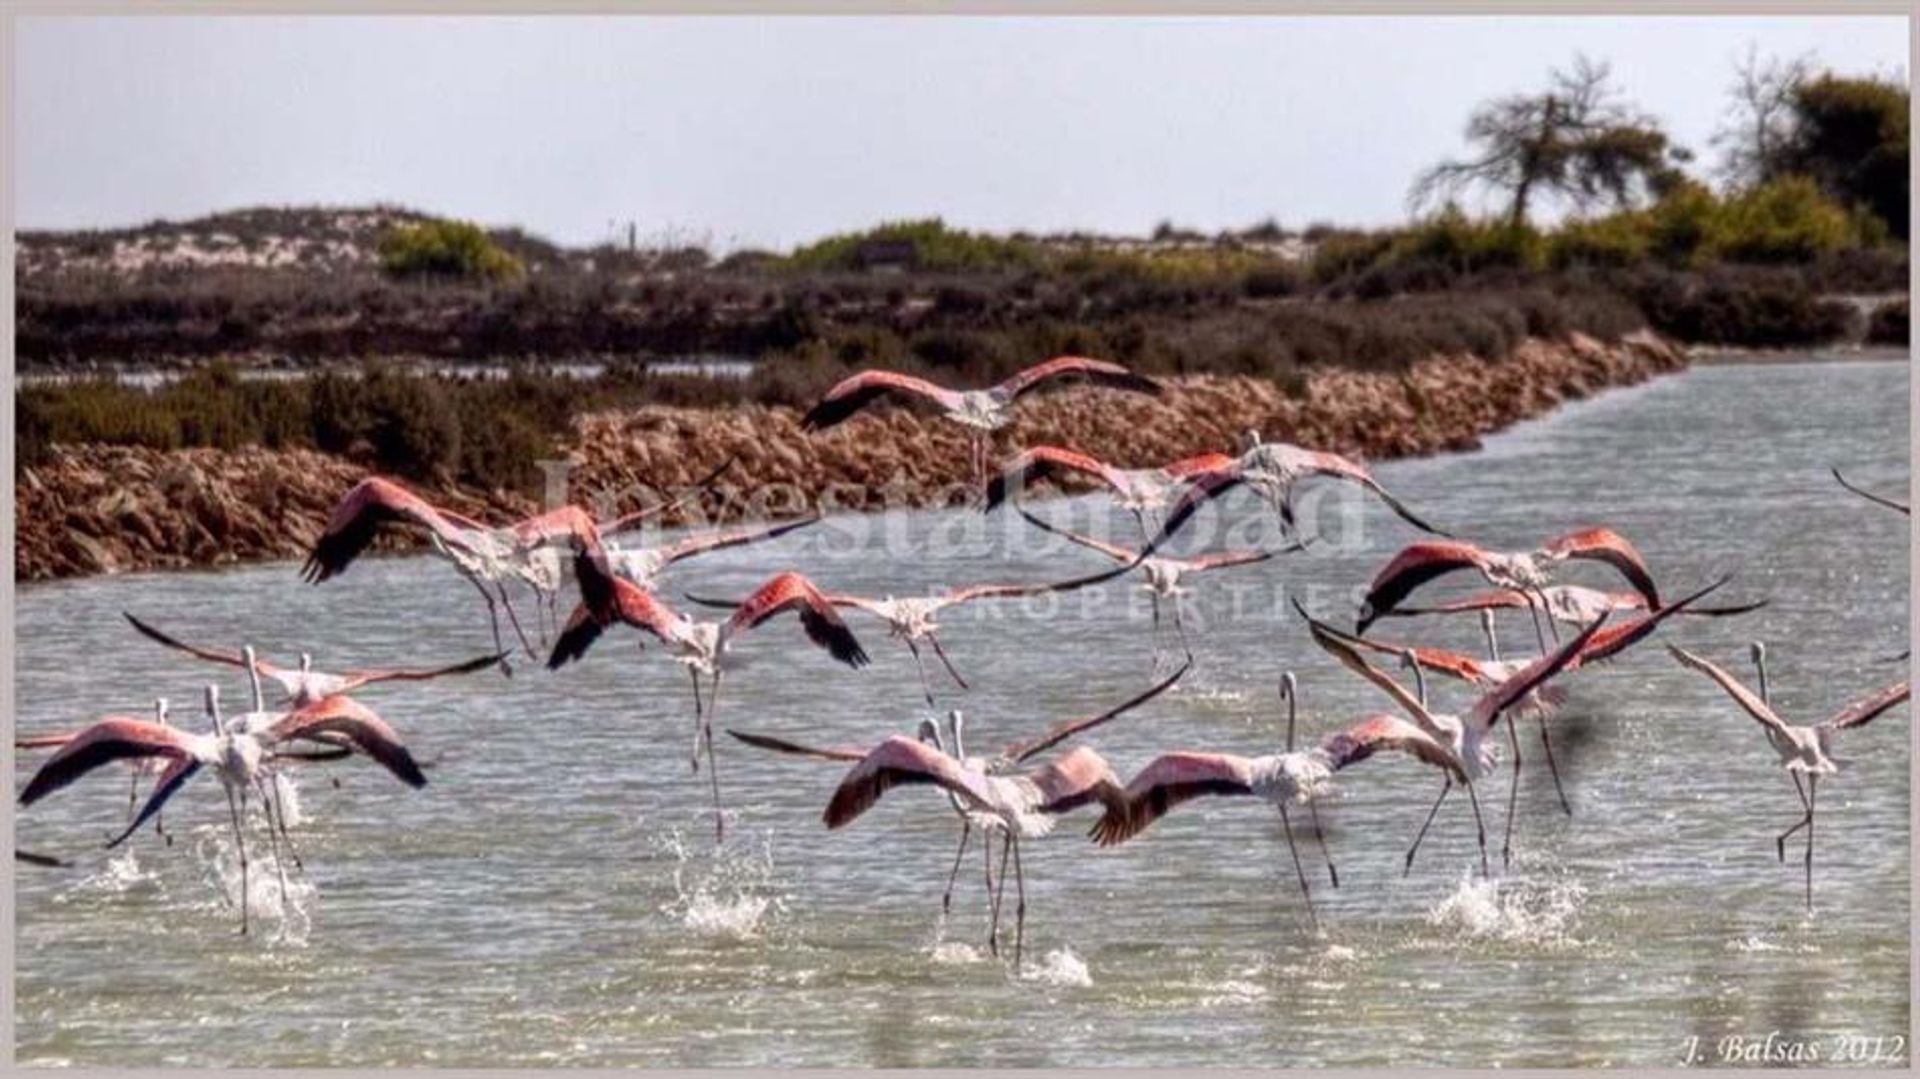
928 940 986 965
269 772 306 829
1425 870 1585 948
658 827 786 941
195 828 316 945
1020 947 1093 988
62 849 161 900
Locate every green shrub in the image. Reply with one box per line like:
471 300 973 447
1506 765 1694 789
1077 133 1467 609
378 220 525 281
783 218 1043 274
1392 205 1545 275
1714 177 1858 264
1550 213 1651 270
1644 183 1725 268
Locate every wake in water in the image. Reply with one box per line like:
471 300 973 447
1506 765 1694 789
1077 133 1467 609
654 826 788 941
1423 868 1587 948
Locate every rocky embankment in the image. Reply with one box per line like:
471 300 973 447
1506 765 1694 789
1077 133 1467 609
16 330 1685 582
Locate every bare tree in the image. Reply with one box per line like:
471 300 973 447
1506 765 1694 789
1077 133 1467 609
1412 55 1689 226
1713 44 1815 188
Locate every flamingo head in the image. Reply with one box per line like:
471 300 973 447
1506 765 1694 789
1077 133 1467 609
204 683 224 735
915 717 941 748
299 652 314 675
154 697 170 726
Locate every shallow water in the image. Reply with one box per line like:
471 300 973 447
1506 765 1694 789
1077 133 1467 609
13 358 1911 1067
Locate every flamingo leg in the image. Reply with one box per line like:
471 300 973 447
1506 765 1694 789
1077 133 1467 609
1463 779 1492 879
1149 593 1164 673
1172 596 1194 662
1010 835 1027 972
1804 774 1818 912
1536 715 1573 817
464 572 512 676
225 785 250 935
981 826 998 956
268 772 305 872
1278 803 1317 927
1404 778 1451 877
941 820 973 916
990 832 1011 958
1778 772 1812 862
126 770 140 821
495 581 539 658
1308 799 1339 888
1534 588 1561 645
1503 717 1524 869
256 778 291 916
704 673 726 843
907 639 936 707
927 634 969 691
1525 595 1551 654
687 668 706 773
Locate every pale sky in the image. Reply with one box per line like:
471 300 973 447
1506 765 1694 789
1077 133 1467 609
16 15 1909 251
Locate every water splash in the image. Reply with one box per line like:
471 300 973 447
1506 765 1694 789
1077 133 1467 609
61 849 162 901
1425 870 1586 948
656 827 787 941
269 772 306 829
1019 947 1093 988
927 941 986 965
194 827 316 945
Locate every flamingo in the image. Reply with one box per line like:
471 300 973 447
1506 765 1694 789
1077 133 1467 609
1137 431 1448 553
685 566 1127 705
798 356 1163 492
1298 602 1611 876
1309 577 1734 857
17 684 429 933
1832 467 1910 515
1378 583 1766 627
982 446 1235 536
552 553 869 840
304 477 622 672
15 850 69 868
602 513 824 592
1669 643 1910 911
16 697 178 844
729 661 1187 953
121 612 502 708
1354 528 1661 649
1017 506 1302 666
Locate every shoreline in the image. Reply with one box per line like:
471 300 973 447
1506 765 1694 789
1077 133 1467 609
15 330 1688 583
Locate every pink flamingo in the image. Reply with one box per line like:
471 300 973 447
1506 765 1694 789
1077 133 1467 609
982 445 1235 535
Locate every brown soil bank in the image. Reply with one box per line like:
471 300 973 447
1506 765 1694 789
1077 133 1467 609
16 331 1684 582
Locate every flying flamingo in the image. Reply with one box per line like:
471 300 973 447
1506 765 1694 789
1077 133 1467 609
1017 506 1302 666
17 697 177 844
1669 643 1910 911
1378 583 1766 628
1309 577 1733 853
304 477 626 672
1832 467 1910 515
1354 528 1661 649
1137 431 1448 553
121 612 502 708
685 565 1127 705
552 552 869 840
602 513 824 591
798 356 1163 492
728 661 1187 954
17 684 429 934
1298 602 1611 876
982 446 1235 535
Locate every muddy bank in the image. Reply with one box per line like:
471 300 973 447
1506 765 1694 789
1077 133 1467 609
16 331 1685 582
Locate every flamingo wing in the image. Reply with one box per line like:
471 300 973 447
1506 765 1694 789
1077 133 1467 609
1318 714 1467 780
1468 612 1610 731
1180 548 1280 573
726 729 871 763
823 736 998 828
1668 644 1794 738
600 455 739 535
336 650 511 691
1571 576 1730 670
1377 588 1535 617
655 513 824 568
1088 752 1258 847
1159 451 1236 478
1832 467 1911 516
1356 540 1494 633
1136 467 1247 560
1021 746 1125 815
510 506 603 552
18 719 198 807
303 477 473 583
1821 680 1911 732
268 697 428 788
1540 527 1660 607
15 850 70 868
548 575 682 668
1296 449 1449 536
983 446 1128 512
1015 507 1139 565
722 572 870 668
992 356 1161 402
800 370 964 431
105 755 203 849
1294 599 1438 727
1000 659 1192 764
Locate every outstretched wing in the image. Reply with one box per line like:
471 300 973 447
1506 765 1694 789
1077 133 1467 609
1571 576 1730 670
1667 644 1793 739
1015 506 1139 565
1318 713 1466 779
1357 540 1494 633
727 729 871 762
105 756 203 849
1468 612 1610 732
1540 527 1660 608
1134 467 1247 561
1295 448 1448 536
992 356 1161 402
1000 659 1192 764
1821 680 1911 732
1832 467 1911 516
983 446 1129 512
600 455 739 535
268 696 428 789
1374 589 1535 618
547 574 683 669
1088 752 1257 847
121 612 286 676
337 651 510 691
304 477 473 583
1181 548 1280 573
823 736 998 828
1021 746 1124 815
1294 599 1438 728
800 370 965 431
1159 451 1236 478
655 513 824 568
18 718 197 807
723 572 870 668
